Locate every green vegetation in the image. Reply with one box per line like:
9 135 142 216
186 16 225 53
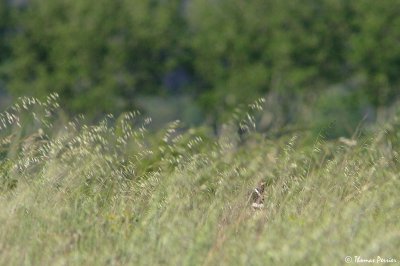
0 0 399 122
0 1 399 264
0 97 399 265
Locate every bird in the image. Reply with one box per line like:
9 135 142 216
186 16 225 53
248 180 266 210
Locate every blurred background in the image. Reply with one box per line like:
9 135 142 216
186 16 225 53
0 0 399 137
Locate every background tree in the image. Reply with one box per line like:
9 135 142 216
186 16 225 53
0 0 399 131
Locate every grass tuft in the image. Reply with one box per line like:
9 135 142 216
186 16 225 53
0 96 399 265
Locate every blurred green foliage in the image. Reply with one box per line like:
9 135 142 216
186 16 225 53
0 1 13 79
0 0 399 120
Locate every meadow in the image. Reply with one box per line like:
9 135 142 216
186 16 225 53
0 95 399 265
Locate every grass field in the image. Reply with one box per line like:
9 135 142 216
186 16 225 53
0 96 399 265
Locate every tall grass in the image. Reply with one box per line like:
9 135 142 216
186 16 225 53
0 95 399 265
